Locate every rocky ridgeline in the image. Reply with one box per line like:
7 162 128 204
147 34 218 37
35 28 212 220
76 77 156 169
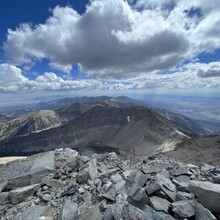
1 148 220 220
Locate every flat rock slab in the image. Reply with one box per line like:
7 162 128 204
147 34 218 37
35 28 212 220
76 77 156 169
60 199 78 220
9 184 40 204
195 203 217 220
6 167 54 190
79 203 103 220
142 205 175 220
188 180 220 213
170 199 196 219
31 151 54 170
0 192 10 205
150 196 170 213
127 187 149 204
122 204 148 220
124 170 148 188
15 205 55 220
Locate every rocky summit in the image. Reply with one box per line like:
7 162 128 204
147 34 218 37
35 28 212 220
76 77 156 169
1 148 220 220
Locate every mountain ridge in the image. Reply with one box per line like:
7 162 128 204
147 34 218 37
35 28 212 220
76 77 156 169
0 105 190 157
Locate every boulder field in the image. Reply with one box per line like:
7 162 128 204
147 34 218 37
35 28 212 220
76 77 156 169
0 148 220 220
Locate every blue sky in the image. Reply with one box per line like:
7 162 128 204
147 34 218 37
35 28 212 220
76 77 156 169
0 0 220 98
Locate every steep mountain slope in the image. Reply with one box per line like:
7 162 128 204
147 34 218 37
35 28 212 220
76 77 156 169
0 114 15 123
153 108 215 135
56 102 92 123
164 135 220 165
0 106 190 157
0 110 61 142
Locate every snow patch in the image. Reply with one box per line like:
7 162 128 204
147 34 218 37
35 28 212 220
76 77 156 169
127 115 130 122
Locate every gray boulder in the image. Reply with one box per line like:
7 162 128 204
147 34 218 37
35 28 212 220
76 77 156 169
124 170 147 188
172 175 190 192
149 196 170 213
142 205 175 220
145 173 176 201
170 199 196 219
110 173 124 184
188 180 220 213
176 191 195 201
122 204 148 220
102 188 117 202
61 183 78 196
79 203 103 220
0 192 10 205
213 174 220 184
127 187 150 204
146 173 175 194
9 184 40 204
0 179 7 192
60 199 78 220
6 167 54 190
142 164 169 175
103 206 115 220
54 148 79 170
31 151 54 170
107 152 118 160
170 165 191 176
195 203 217 220
200 164 215 173
76 158 98 184
15 205 55 220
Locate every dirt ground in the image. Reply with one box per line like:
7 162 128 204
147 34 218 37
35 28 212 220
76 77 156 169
0 156 27 165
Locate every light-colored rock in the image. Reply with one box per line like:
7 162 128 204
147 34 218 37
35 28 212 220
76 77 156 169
107 152 118 160
115 180 127 194
54 148 79 170
102 188 116 202
31 151 54 170
15 205 55 220
170 199 196 219
188 180 220 213
76 158 98 184
79 203 103 220
122 204 148 220
110 173 124 184
60 199 78 220
150 196 170 213
200 164 215 172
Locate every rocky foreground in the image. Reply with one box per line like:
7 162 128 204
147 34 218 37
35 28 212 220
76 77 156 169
0 148 220 220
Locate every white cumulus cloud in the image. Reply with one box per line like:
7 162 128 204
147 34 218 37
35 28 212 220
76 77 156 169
2 0 220 91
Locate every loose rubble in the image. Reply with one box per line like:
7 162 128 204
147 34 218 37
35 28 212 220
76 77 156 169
0 148 220 219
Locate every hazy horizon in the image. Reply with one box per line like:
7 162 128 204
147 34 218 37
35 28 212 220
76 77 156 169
0 0 219 123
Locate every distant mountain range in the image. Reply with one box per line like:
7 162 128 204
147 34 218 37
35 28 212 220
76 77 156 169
152 108 217 135
2 96 138 117
0 96 219 157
